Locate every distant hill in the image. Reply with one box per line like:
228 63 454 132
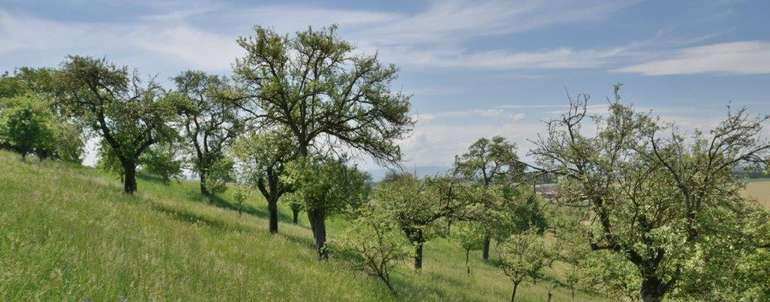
366 165 452 181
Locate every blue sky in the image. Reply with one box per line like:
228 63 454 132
2 0 769 171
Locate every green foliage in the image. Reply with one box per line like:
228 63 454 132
454 136 527 260
173 70 243 195
334 203 410 295
287 156 370 257
533 88 770 301
287 157 369 217
376 174 446 242
139 143 183 184
59 56 179 193
0 95 54 159
234 25 413 163
233 188 249 215
451 221 485 275
233 129 295 200
455 136 524 186
498 230 550 302
373 174 446 269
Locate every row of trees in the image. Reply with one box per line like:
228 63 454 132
2 25 769 302
0 26 412 263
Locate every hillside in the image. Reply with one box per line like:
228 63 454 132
0 151 602 301
744 179 770 209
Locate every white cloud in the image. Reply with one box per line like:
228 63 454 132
129 25 242 71
412 47 630 70
0 11 93 53
357 0 638 46
0 0 639 72
616 41 770 76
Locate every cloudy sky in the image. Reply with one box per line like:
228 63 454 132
2 0 770 172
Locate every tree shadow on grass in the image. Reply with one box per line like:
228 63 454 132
182 191 297 225
150 203 253 233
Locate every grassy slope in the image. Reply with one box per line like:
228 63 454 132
0 151 600 301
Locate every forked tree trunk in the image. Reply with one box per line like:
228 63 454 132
511 281 520 302
267 196 279 234
307 208 327 259
122 159 137 194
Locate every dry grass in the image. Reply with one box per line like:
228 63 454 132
742 179 770 209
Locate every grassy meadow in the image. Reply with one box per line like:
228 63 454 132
0 150 603 301
743 179 770 209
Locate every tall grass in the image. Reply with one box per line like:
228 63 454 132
0 151 602 301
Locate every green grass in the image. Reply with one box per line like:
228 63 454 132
0 150 602 301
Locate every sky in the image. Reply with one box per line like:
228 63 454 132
2 0 770 174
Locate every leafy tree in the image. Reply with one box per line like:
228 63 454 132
233 129 295 234
532 88 770 302
0 94 54 160
48 120 84 162
287 157 369 258
335 203 409 295
173 70 243 195
233 188 249 216
97 143 125 181
139 142 183 184
0 68 84 162
282 192 304 224
455 136 524 260
233 25 413 255
452 221 485 275
58 56 178 194
374 174 446 270
498 230 549 302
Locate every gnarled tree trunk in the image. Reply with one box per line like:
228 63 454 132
267 196 279 234
122 159 137 194
482 233 491 260
640 277 668 302
307 208 327 259
199 171 210 196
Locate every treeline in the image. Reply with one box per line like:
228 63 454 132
1 25 770 302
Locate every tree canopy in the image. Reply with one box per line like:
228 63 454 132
59 56 178 194
532 89 770 302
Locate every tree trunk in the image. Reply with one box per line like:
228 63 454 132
122 160 137 194
199 172 210 196
640 277 667 302
511 281 520 302
571 287 575 302
307 208 327 260
482 233 491 260
547 290 552 302
292 208 299 224
379 274 397 296
414 241 423 270
465 249 471 275
267 196 278 234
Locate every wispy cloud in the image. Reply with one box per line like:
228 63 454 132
615 41 770 76
0 0 641 72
